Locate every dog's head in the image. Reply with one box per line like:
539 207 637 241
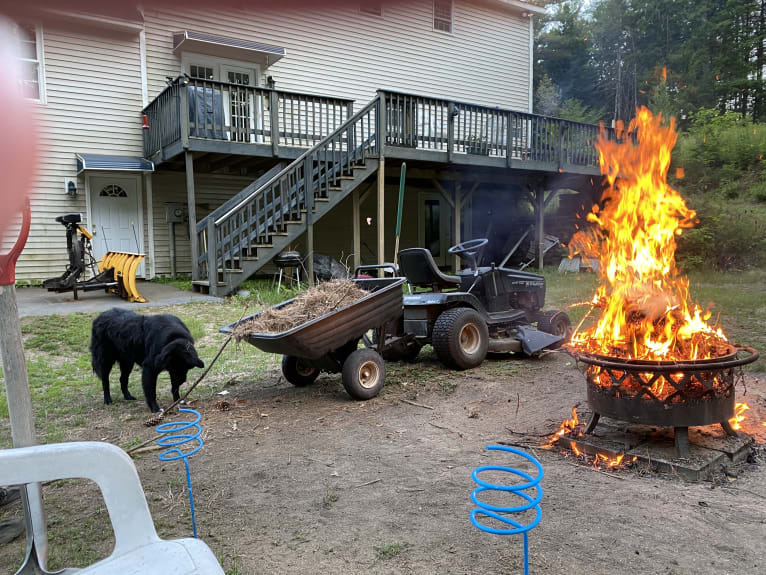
158 339 205 376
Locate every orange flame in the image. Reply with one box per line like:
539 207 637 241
567 108 727 361
729 402 749 430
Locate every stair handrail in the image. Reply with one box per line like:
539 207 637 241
213 95 380 227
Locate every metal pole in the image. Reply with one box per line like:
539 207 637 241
0 203 48 568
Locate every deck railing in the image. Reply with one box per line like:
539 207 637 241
378 89 610 169
143 76 355 159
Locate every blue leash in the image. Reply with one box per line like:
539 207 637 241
156 408 204 538
470 445 544 575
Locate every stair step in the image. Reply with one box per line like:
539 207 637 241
242 256 259 261
193 280 227 287
218 268 243 274
338 175 355 180
315 196 331 201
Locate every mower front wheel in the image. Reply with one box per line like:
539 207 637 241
342 349 386 400
281 355 320 387
537 310 573 349
432 308 488 370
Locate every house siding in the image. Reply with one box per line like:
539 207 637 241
10 23 144 282
144 1 531 112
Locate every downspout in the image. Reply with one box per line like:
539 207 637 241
528 13 534 114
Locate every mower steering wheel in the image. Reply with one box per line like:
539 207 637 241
448 238 488 272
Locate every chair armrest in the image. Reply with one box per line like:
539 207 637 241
0 442 159 556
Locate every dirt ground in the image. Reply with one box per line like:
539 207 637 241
2 350 765 575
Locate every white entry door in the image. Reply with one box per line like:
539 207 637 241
221 64 258 143
89 175 144 276
418 192 452 267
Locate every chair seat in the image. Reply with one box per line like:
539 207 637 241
78 539 224 575
397 248 460 291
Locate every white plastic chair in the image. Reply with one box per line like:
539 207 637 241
0 441 225 575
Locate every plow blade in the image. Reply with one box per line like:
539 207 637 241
98 251 146 303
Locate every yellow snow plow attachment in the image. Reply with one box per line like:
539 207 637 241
98 251 147 303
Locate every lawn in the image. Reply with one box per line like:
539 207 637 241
2 269 763 450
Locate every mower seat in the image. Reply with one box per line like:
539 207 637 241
398 248 460 291
55 213 82 225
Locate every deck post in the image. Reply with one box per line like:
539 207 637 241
453 182 461 272
179 80 189 149
536 186 545 271
377 158 386 276
352 187 361 270
270 90 280 156
447 101 455 163
185 151 199 281
506 112 513 168
206 218 217 297
305 156 315 287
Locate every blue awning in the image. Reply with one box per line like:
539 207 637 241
76 154 154 175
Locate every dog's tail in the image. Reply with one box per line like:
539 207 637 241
90 319 107 378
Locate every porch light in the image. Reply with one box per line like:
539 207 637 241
142 114 149 130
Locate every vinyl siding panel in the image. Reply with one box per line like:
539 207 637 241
11 24 144 282
144 1 531 112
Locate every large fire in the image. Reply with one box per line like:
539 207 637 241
567 107 727 361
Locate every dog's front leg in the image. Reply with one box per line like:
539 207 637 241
141 366 162 413
170 371 184 402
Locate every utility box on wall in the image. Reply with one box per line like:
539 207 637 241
165 203 187 223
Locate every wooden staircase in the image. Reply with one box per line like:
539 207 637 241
192 96 380 296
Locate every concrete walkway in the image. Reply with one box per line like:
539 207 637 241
15 281 222 317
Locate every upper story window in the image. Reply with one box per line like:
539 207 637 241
11 22 45 101
189 65 215 80
433 0 453 33
360 2 382 16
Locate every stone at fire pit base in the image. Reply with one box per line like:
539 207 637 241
556 418 753 481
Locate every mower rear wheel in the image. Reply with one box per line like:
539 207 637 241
342 348 386 400
432 307 488 370
537 310 573 349
281 355 320 387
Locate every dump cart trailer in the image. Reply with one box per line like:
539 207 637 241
220 269 409 400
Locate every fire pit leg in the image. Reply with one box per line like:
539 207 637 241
719 420 738 437
674 427 690 458
584 412 600 435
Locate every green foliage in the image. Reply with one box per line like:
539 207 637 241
375 542 410 561
535 74 561 116
558 98 605 124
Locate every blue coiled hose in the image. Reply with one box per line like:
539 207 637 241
156 408 204 538
470 445 544 575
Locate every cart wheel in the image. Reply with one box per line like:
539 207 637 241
432 307 488 370
281 355 319 387
537 310 573 349
342 349 385 400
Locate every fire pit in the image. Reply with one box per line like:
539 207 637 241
571 345 758 457
562 107 760 460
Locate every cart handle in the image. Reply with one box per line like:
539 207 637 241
353 263 400 278
0 200 31 286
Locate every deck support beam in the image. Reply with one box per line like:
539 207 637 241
377 157 386 275
453 182 461 272
185 151 199 281
352 187 361 270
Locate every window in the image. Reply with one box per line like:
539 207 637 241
189 64 215 80
11 22 45 101
433 0 453 33
360 2 382 16
100 185 128 198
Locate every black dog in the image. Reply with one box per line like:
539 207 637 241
90 308 204 412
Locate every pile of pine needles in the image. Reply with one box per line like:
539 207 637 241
232 279 368 339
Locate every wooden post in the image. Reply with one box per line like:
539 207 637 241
305 156 315 287
536 186 545 271
377 157 386 275
352 187 361 270
447 101 455 163
206 219 217 297
453 182 461 272
144 173 155 279
185 151 199 281
179 79 189 149
270 90 280 156
0 285 49 567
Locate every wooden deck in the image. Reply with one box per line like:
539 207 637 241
143 78 607 176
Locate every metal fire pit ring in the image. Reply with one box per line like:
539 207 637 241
568 345 759 458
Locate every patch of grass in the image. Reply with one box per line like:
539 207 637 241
375 541 410 561
322 488 339 509
151 275 193 292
